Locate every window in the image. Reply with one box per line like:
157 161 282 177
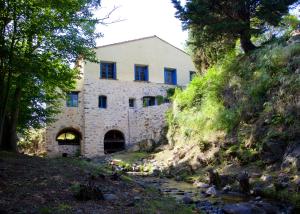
66 92 78 107
100 62 116 79
129 98 135 108
143 96 156 107
190 71 196 81
56 128 81 145
135 65 148 81
99 96 107 108
164 68 177 85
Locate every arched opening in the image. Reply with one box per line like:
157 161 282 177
104 130 125 154
56 128 82 145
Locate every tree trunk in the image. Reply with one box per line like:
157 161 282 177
240 30 256 53
0 115 12 150
7 86 22 152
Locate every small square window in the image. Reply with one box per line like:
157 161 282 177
135 65 148 81
100 62 116 79
99 96 107 108
66 92 79 107
129 98 135 108
143 96 156 107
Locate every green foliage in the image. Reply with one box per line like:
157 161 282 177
18 128 46 155
172 0 299 53
156 95 164 105
262 188 300 209
168 38 300 163
0 0 102 149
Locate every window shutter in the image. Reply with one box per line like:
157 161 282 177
173 70 177 85
145 66 149 81
113 63 116 79
98 96 101 108
164 69 167 84
134 66 137 80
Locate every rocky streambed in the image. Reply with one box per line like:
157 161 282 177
133 176 294 214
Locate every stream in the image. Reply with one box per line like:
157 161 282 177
131 175 294 214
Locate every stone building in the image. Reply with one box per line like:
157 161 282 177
46 36 196 157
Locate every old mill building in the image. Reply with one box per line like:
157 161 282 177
46 36 196 157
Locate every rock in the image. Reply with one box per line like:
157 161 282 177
138 139 156 152
182 196 193 204
127 144 140 152
274 182 289 191
238 171 250 194
262 141 287 164
223 202 266 214
223 185 232 193
205 186 217 196
207 169 221 189
152 169 160 177
194 181 210 188
254 201 280 214
260 175 272 182
103 193 118 201
282 143 300 170
134 196 141 201
74 184 104 201
251 186 264 196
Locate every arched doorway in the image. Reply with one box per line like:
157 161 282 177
104 130 125 154
56 128 82 145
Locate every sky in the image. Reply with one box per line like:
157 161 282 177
94 0 188 50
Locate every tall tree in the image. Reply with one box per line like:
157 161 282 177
0 0 102 151
172 0 299 53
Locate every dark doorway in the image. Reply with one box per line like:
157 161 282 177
104 130 125 154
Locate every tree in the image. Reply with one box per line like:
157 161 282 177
172 0 299 53
0 0 102 151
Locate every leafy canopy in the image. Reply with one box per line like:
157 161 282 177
172 0 299 53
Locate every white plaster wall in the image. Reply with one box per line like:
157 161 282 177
85 36 195 86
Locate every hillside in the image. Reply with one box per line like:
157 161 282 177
140 33 300 209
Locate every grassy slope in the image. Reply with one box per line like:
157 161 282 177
167 38 300 168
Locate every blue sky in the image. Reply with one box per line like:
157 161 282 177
95 0 188 50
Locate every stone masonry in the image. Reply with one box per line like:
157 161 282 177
46 36 196 157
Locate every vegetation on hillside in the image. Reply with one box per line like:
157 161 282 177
167 36 300 165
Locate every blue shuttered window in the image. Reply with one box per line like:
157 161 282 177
99 96 107 108
100 62 116 79
135 65 148 81
164 68 177 85
66 92 79 107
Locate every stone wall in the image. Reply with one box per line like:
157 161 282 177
83 79 172 157
46 36 196 157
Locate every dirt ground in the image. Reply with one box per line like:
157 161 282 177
0 152 192 214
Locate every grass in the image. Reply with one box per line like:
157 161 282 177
111 151 149 165
135 187 194 214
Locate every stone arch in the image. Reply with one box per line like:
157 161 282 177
56 127 82 145
104 130 125 154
